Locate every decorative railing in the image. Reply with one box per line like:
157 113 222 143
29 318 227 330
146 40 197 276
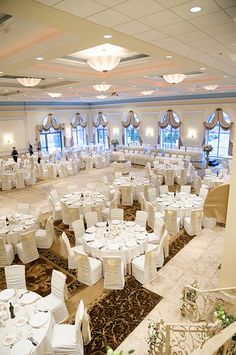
181 281 236 323
148 319 221 354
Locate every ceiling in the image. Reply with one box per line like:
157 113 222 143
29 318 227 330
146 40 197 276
0 0 236 103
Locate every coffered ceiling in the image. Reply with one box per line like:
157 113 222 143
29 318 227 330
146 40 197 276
0 0 236 103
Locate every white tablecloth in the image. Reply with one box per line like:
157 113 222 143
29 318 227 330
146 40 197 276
61 191 105 212
113 176 150 200
83 220 148 273
0 289 54 355
153 192 204 224
203 175 230 189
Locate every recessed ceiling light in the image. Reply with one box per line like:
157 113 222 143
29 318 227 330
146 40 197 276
4 89 9 92
190 6 202 13
166 55 172 59
36 56 44 61
144 75 148 78
0 71 3 74
58 77 63 80
7 97 11 100
200 67 206 70
132 85 136 88
155 88 159 91
223 75 228 78
104 34 112 39
24 94 27 97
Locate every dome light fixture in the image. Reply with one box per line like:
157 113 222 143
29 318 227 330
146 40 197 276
93 83 111 92
96 95 107 99
87 55 121 73
202 85 219 91
163 73 186 84
48 92 62 98
140 90 154 95
16 77 41 87
190 6 202 13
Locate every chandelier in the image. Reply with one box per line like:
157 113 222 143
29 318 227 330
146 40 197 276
48 93 62 98
93 83 111 92
16 77 41 87
87 55 121 73
97 95 107 99
163 73 186 84
141 90 154 95
203 85 219 91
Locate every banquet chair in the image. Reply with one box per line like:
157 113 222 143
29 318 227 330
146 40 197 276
60 232 83 269
159 185 169 195
67 207 81 230
143 184 151 201
34 207 43 227
47 164 57 179
146 201 164 229
148 216 165 244
199 187 209 200
121 185 133 206
184 209 203 236
5 265 27 289
49 196 62 221
102 256 125 290
114 172 122 178
131 246 158 285
43 270 69 324
85 211 98 228
176 169 187 186
35 216 55 249
165 209 180 236
51 299 88 354
15 171 25 189
180 185 191 194
50 189 60 204
102 193 120 221
110 208 124 221
135 210 148 228
61 201 71 225
86 182 96 191
148 229 168 268
18 203 30 214
72 218 85 246
1 175 12 191
205 168 212 175
68 184 77 193
0 238 14 267
102 176 109 186
193 176 203 195
147 187 157 202
75 251 102 286
16 231 39 263
165 169 175 186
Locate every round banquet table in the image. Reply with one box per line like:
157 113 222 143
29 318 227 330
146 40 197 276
60 191 105 213
203 175 230 189
153 192 204 225
113 176 150 200
0 289 55 355
83 220 148 274
0 214 36 253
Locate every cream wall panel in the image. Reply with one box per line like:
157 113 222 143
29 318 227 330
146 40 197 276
0 118 27 154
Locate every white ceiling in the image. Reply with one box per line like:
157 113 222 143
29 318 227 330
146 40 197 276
0 0 236 102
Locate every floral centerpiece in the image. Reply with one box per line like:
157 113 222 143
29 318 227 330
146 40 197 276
111 138 119 151
202 144 213 153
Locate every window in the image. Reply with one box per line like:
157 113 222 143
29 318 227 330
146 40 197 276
206 112 231 157
161 112 180 149
73 126 86 146
40 127 62 154
97 125 108 148
125 126 140 145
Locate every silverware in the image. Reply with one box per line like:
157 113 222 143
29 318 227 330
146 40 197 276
10 335 22 348
28 336 38 346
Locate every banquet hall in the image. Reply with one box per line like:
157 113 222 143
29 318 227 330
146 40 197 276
0 0 236 354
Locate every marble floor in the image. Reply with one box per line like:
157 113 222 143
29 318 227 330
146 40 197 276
0 165 225 354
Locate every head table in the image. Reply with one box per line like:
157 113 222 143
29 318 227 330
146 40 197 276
0 289 54 355
83 220 148 274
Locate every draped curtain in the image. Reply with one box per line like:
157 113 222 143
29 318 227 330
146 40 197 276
122 111 141 145
92 112 109 146
203 108 234 156
70 113 87 146
36 113 65 148
157 110 182 147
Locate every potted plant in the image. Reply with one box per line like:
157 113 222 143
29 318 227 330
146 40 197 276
202 144 213 167
111 138 119 152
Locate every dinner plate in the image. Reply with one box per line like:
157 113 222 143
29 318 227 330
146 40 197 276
0 289 15 301
20 292 40 305
126 240 137 247
125 221 136 227
135 226 145 232
107 243 120 251
0 216 6 220
84 234 95 242
111 220 121 225
136 234 147 240
0 227 9 234
24 219 35 226
91 241 105 249
12 225 23 232
11 339 33 355
96 222 106 227
86 226 96 233
2 334 16 346
29 311 49 328
22 214 32 219
16 317 28 327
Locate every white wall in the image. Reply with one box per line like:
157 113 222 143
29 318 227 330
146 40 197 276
0 98 235 156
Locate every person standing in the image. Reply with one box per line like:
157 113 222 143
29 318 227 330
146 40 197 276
37 148 42 164
28 143 34 156
11 147 18 163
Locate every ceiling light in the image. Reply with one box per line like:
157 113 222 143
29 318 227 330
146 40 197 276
0 72 3 74
16 77 41 87
166 55 172 59
200 67 206 70
58 77 63 80
144 75 148 78
4 89 9 92
155 88 159 90
48 93 62 98
93 84 111 92
7 97 11 100
223 75 228 78
36 56 44 61
163 73 186 84
97 95 107 99
190 6 202 13
87 55 121 73
141 90 154 95
104 34 112 39
203 85 219 91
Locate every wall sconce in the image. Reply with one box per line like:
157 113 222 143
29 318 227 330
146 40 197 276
146 128 154 137
65 126 72 139
3 134 13 144
188 129 196 139
113 127 120 136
